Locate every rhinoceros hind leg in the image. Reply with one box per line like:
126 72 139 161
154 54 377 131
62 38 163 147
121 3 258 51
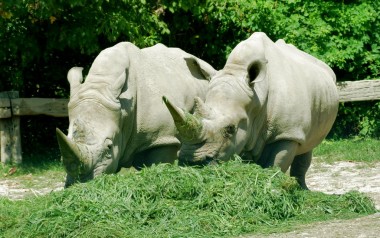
290 151 312 190
133 145 179 170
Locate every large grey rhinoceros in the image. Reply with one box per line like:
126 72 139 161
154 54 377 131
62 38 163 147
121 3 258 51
56 42 216 187
163 32 339 189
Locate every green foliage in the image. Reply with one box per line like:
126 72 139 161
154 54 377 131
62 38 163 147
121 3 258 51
329 101 380 138
0 0 171 95
163 0 380 138
163 0 380 78
3 0 380 85
0 160 376 237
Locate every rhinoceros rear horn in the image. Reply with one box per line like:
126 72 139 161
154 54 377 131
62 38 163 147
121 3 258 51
56 128 87 174
193 97 212 118
162 96 204 142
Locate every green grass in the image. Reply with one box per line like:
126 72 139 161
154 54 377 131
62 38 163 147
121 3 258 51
1 160 63 178
0 159 376 238
314 138 380 163
1 147 63 179
1 159 64 190
0 155 65 195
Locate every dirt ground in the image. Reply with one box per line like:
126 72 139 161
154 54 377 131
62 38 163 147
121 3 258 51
247 160 380 238
1 160 379 237
0 173 64 200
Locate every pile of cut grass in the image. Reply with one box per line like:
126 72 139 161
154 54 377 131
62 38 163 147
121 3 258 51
0 160 376 238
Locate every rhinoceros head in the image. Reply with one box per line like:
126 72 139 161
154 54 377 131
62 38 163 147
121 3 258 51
163 94 238 165
57 62 126 187
163 79 253 165
164 34 269 165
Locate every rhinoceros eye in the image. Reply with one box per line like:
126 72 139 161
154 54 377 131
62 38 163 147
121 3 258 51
104 139 113 158
223 125 236 138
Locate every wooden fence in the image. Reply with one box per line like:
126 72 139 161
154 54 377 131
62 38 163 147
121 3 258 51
1 80 380 164
0 92 68 164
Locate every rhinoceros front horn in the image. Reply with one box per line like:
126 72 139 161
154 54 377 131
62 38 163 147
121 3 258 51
56 128 88 175
162 96 203 142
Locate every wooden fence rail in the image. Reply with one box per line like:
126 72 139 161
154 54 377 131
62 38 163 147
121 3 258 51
1 80 380 164
337 80 380 102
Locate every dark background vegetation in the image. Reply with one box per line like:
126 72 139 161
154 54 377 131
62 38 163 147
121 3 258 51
1 0 379 161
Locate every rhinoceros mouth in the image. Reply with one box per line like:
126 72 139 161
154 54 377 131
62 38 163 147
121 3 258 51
178 142 221 166
65 172 94 188
64 161 110 188
178 156 219 167
93 159 113 176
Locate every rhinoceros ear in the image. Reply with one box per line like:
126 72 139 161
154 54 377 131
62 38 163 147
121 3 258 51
248 59 268 86
67 67 84 95
247 59 269 106
185 57 216 80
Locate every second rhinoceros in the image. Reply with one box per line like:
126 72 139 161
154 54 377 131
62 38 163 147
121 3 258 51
56 42 216 187
164 32 339 189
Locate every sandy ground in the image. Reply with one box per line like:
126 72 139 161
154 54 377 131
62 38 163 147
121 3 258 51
247 160 380 238
0 174 64 200
1 160 379 237
307 161 380 210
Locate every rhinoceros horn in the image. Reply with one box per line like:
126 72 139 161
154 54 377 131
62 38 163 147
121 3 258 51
162 96 204 142
56 128 90 175
193 96 213 118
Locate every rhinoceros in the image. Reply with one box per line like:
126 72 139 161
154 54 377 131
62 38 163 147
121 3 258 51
56 42 216 187
163 32 339 189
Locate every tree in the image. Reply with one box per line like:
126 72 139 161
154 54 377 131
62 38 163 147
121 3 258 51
0 0 172 96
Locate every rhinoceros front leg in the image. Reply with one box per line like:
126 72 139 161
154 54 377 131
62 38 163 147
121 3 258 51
257 140 298 170
257 140 311 190
290 151 312 190
65 175 76 188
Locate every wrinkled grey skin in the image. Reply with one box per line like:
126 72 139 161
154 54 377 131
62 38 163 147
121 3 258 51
56 42 216 187
164 32 339 189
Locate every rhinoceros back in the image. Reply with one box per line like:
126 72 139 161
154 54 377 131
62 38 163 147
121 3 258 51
108 43 214 160
260 35 339 154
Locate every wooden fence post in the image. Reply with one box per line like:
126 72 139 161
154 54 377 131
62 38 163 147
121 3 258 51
0 91 22 164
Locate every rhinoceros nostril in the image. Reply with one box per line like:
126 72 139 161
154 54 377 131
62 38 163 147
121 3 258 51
205 151 222 165
205 156 220 166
